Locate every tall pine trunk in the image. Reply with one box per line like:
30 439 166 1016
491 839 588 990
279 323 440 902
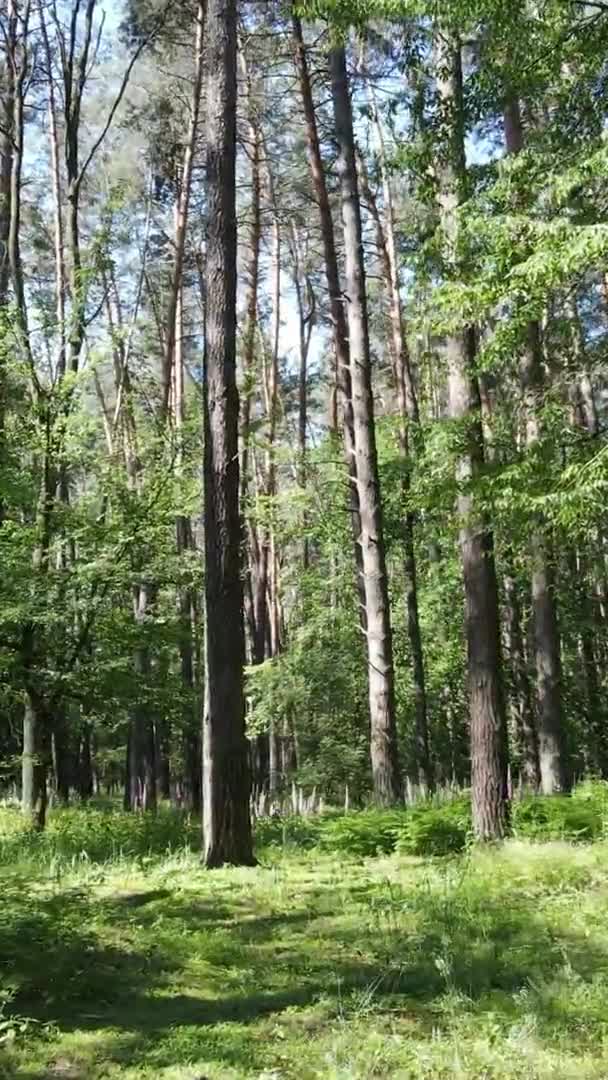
330 44 401 805
202 0 254 867
357 145 432 793
435 32 508 839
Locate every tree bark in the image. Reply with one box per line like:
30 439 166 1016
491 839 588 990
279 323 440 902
202 0 255 867
357 146 432 794
503 566 540 790
22 690 48 831
435 31 508 839
330 44 401 805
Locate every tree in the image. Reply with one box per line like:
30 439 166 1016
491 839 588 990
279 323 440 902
502 97 569 794
330 43 401 804
434 28 508 839
201 0 255 867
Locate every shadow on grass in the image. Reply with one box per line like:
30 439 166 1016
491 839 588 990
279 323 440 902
2 869 608 1075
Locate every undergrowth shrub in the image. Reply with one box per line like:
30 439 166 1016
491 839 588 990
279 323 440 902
317 809 408 857
0 806 200 867
395 798 472 856
513 786 606 841
253 813 326 849
1 779 606 872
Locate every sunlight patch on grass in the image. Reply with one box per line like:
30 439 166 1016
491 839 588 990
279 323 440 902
2 837 608 1077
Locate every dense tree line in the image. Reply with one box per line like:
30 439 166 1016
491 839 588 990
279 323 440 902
0 0 607 861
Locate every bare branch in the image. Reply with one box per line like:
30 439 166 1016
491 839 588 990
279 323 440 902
76 2 174 191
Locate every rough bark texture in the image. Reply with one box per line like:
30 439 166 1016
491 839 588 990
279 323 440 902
330 45 401 805
436 32 508 839
202 0 255 867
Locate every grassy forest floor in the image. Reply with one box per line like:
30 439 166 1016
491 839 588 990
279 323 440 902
2 815 608 1079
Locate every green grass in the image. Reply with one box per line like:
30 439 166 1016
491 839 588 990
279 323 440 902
2 813 608 1078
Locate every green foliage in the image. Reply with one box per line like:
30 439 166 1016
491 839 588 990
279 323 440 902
513 782 608 842
395 798 472 855
317 808 408 857
253 813 328 850
253 784 608 861
0 805 200 869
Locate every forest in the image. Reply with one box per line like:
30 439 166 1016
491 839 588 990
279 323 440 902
1 0 608 1077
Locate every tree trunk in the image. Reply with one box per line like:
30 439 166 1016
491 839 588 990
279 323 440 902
202 0 255 867
357 143 432 793
39 0 66 375
22 695 47 831
124 729 132 811
51 711 71 804
126 584 157 811
137 632 157 810
503 98 568 794
530 530 568 792
436 32 508 839
291 9 367 631
478 371 539 792
567 296 599 438
156 716 171 802
78 721 94 801
178 567 202 812
503 566 540 790
330 44 401 805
